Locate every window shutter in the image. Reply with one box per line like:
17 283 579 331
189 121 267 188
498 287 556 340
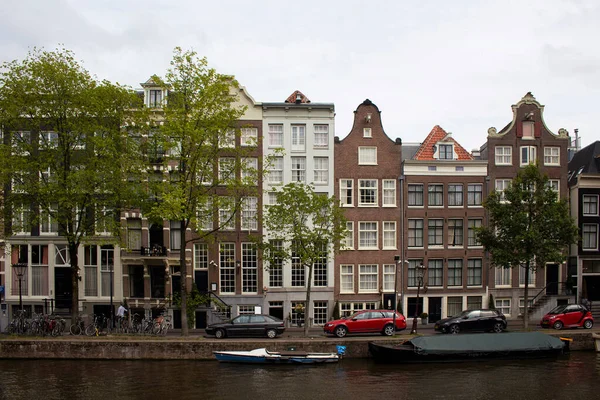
534 119 542 138
516 121 523 138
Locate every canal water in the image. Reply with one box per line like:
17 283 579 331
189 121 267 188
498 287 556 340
1 352 599 400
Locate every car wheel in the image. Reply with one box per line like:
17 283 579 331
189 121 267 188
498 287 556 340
214 329 226 339
382 324 395 336
492 322 504 333
449 324 460 334
584 320 593 329
266 328 277 339
553 321 563 330
334 326 348 338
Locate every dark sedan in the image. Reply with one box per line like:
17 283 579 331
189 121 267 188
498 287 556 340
205 314 285 339
434 309 507 334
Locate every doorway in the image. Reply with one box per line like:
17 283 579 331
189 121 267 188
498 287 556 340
54 267 72 311
546 264 559 295
428 297 442 323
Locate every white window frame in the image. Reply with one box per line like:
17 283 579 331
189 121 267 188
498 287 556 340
495 179 512 202
548 179 559 200
358 264 378 293
314 124 329 148
291 156 306 182
358 146 377 165
519 265 536 286
363 127 372 138
240 127 258 147
313 157 328 184
358 221 378 250
495 266 511 287
268 124 283 147
383 221 396 250
358 179 378 207
496 298 511 316
437 143 454 160
219 243 236 294
383 264 395 292
344 221 354 250
340 179 354 207
241 197 258 231
495 146 512 165
269 156 283 184
583 195 599 216
194 243 208 270
218 157 235 183
40 131 58 149
382 179 396 207
219 129 235 149
291 124 306 152
520 146 537 166
544 146 560 166
241 157 257 185
219 197 235 231
341 265 354 293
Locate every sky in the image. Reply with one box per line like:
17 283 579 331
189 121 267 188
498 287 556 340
1 0 598 151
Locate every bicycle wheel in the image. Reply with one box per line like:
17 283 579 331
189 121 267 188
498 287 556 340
70 323 82 336
85 324 97 336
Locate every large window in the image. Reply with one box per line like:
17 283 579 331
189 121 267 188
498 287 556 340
495 179 511 201
194 243 208 270
383 179 396 206
241 197 258 231
428 259 443 287
544 147 560 166
269 156 283 184
344 221 354 250
40 203 58 234
408 219 424 247
448 219 463 247
582 224 598 250
170 220 181 250
340 179 353 206
268 124 283 147
219 197 235 230
583 195 599 216
428 219 443 247
359 264 378 292
467 184 482 206
240 127 258 147
447 297 463 317
314 124 329 148
495 266 511 286
359 222 378 249
383 264 396 292
242 243 257 293
291 157 306 182
269 240 283 287
149 89 162 108
291 125 306 151
495 146 512 165
520 146 537 166
341 265 354 293
438 144 453 160
428 184 443 206
358 147 377 165
241 157 258 185
519 265 536 286
359 179 377 206
219 243 236 294
31 245 49 296
407 259 424 287
468 219 482 246
313 301 328 326
467 296 482 310
447 259 463 287
467 259 482 286
313 157 328 184
218 157 235 183
313 247 328 287
291 244 305 287
496 298 511 316
100 245 114 297
383 222 396 249
408 184 424 206
448 184 463 206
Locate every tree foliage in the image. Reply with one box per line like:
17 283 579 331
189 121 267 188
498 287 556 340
259 182 347 336
478 164 578 328
0 47 146 321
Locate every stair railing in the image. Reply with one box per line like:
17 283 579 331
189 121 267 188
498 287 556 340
208 291 232 319
526 281 567 313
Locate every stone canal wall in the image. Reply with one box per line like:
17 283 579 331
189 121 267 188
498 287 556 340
0 332 594 360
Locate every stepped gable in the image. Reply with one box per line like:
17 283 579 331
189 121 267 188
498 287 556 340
284 90 311 104
412 125 473 160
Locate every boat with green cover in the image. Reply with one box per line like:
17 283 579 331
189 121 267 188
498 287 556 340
369 332 569 363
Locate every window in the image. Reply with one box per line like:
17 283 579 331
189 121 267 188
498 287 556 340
291 157 306 182
408 184 424 206
383 222 396 249
467 184 482 206
447 259 463 287
219 197 235 230
268 124 283 147
40 131 58 149
447 297 463 317
428 184 443 206
314 124 329 148
40 203 58 235
448 184 463 206
219 243 236 294
518 298 534 316
149 89 162 107
428 166 437 171
520 146 537 166
583 224 598 250
428 219 443 247
358 179 377 206
291 243 305 287
583 195 599 216
170 220 181 250
241 157 258 184
341 265 354 293
100 245 114 296
408 219 424 247
238 305 256 315
242 243 257 293
197 198 213 231
495 179 511 202
519 264 536 286
240 127 258 147
447 219 463 247
241 197 258 231
344 222 354 249
313 301 328 326
269 157 283 184
359 264 378 292
548 180 559 199
194 243 208 270
363 127 372 138
383 264 395 291
218 157 235 183
358 147 377 165
219 129 235 148
31 245 49 296
313 246 328 287
359 222 378 249
495 146 512 165
268 240 283 287
428 259 443 286
382 179 396 206
544 147 560 166
495 266 511 286
291 124 306 151
340 179 353 206
407 259 424 287
291 301 305 325
438 144 453 160
522 121 534 138
313 157 328 184
496 299 511 316
456 166 464 172
467 259 482 286
468 219 482 246
127 218 142 250
467 296 482 310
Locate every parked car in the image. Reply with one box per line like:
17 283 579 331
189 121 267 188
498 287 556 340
205 314 285 339
540 304 593 330
323 310 406 338
434 309 507 334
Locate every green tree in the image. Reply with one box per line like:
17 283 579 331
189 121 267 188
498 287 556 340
146 48 258 336
0 47 146 321
478 164 578 329
259 183 347 337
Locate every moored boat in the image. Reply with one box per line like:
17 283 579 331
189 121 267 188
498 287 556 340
369 332 569 363
214 346 345 364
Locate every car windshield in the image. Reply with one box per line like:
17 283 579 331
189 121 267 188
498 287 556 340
547 305 568 314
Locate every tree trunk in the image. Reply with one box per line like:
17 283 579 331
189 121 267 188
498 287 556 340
180 219 189 336
69 243 79 322
523 260 530 330
304 263 314 337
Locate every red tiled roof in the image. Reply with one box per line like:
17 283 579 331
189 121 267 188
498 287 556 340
413 125 473 161
284 90 311 104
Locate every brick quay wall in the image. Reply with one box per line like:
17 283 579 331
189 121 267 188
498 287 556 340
0 332 594 360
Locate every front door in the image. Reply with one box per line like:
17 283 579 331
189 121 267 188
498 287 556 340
194 271 208 293
428 297 442 323
54 267 72 311
546 264 559 295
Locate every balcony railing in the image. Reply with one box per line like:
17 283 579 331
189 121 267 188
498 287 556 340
141 245 167 257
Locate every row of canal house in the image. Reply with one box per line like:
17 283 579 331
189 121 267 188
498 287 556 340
0 86 586 329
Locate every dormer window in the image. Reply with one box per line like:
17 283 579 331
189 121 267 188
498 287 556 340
438 144 453 159
149 89 162 108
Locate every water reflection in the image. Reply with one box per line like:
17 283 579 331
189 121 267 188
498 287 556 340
1 353 600 400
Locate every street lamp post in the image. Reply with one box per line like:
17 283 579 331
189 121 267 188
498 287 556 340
12 263 27 311
109 264 114 329
410 263 425 334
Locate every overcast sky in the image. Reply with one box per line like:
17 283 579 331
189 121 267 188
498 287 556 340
1 0 598 151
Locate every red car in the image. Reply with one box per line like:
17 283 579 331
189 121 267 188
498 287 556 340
323 310 406 338
540 304 594 330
